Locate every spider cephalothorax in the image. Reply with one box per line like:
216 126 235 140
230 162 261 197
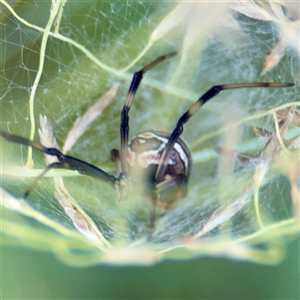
0 52 294 238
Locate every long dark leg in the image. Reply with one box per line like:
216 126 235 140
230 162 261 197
148 174 188 240
120 52 176 174
24 162 71 197
1 130 118 193
147 200 157 242
155 82 294 182
111 149 121 177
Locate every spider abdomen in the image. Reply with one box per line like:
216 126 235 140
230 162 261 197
127 131 192 207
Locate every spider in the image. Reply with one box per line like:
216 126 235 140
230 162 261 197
0 52 294 239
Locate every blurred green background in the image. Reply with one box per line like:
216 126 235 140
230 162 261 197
2 238 299 299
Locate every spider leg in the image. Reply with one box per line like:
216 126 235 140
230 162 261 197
111 149 121 177
1 130 118 196
147 199 157 241
24 162 70 197
155 82 294 182
147 174 188 241
120 52 176 174
156 174 188 201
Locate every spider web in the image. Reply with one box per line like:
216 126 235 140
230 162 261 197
1 1 299 266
